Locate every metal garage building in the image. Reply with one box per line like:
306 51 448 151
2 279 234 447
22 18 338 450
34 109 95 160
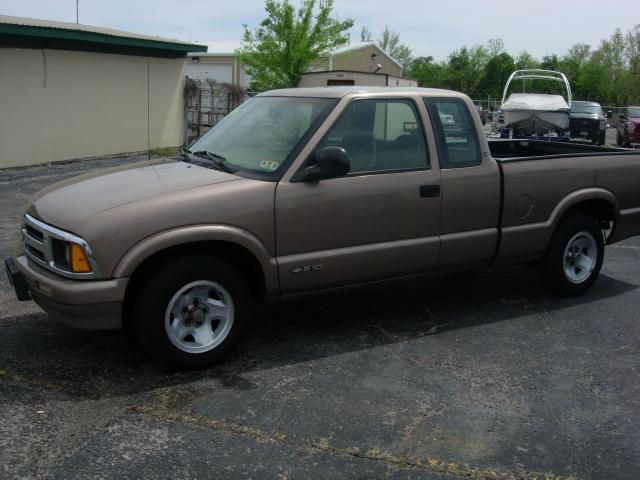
186 53 252 88
0 16 207 168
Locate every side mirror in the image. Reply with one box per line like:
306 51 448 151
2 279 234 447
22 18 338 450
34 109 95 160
607 110 613 119
300 146 350 181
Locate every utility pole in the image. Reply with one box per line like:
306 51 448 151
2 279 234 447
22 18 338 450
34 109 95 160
76 0 79 23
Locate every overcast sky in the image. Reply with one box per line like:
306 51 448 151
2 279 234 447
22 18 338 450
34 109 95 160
2 0 639 60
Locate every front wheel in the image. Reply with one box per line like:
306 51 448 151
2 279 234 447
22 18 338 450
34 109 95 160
133 255 251 368
537 214 604 297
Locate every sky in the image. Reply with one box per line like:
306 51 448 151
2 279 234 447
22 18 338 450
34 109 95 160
1 0 639 61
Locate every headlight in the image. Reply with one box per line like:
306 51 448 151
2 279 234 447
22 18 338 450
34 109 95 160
23 214 100 279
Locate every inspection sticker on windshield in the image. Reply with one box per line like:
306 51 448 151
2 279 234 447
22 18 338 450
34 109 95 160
260 160 279 171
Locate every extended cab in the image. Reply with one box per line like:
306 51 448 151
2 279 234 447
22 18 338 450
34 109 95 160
6 87 640 368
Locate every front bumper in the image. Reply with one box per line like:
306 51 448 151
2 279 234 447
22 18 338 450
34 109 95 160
4 257 31 301
7 251 128 331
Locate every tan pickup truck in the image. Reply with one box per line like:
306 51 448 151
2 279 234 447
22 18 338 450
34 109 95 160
6 87 640 368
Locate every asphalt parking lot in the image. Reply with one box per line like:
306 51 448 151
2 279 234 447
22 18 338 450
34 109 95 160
1 148 640 479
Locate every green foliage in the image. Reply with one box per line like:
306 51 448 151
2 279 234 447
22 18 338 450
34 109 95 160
515 51 539 70
406 26 640 106
476 53 515 98
359 25 413 71
377 26 413 70
236 0 354 91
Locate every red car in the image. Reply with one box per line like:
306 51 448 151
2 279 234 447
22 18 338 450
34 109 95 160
617 106 640 147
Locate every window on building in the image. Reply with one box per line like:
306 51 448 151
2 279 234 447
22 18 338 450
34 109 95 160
327 79 355 86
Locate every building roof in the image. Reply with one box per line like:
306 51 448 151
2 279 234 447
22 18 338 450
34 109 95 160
323 41 404 70
0 15 207 58
188 52 235 57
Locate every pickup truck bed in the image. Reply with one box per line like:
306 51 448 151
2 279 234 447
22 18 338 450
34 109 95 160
488 139 640 264
488 139 634 160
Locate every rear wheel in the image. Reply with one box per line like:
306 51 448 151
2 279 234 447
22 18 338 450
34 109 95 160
133 255 251 368
537 214 604 297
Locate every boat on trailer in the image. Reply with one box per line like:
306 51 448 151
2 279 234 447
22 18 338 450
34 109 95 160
500 70 572 140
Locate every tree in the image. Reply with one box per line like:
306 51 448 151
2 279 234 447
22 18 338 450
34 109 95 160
406 56 446 88
377 25 413 70
540 54 560 70
487 38 505 57
476 52 515 98
236 0 354 91
558 43 590 98
515 51 539 69
360 26 372 42
445 45 488 96
625 25 640 103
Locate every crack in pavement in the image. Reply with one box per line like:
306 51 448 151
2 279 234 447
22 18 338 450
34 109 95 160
131 386 579 480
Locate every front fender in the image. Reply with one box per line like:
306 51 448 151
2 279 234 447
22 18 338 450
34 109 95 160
112 224 280 296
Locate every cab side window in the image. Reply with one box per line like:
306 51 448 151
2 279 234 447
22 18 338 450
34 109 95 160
426 99 481 168
318 99 429 174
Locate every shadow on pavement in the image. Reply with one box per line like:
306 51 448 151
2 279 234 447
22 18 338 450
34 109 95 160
0 265 636 399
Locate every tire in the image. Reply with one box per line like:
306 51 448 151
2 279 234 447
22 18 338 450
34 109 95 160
537 214 604 297
133 254 251 369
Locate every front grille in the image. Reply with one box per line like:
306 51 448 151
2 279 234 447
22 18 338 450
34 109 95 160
25 244 46 262
24 224 44 242
569 118 599 132
21 214 100 279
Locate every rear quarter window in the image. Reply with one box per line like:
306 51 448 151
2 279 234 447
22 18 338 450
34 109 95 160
425 98 482 169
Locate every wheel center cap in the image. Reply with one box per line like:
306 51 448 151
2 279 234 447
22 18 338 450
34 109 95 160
182 300 208 327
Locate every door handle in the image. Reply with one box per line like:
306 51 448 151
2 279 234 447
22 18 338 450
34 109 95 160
419 185 440 198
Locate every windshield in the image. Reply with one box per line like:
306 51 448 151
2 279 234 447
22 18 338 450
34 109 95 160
189 96 337 179
628 107 640 117
571 103 601 115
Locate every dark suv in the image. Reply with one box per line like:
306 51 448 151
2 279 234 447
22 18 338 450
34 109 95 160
570 101 606 145
617 106 640 147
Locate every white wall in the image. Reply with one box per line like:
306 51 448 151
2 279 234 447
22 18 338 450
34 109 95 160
0 48 186 168
186 63 233 83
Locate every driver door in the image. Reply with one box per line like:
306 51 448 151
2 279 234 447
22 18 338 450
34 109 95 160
275 97 442 294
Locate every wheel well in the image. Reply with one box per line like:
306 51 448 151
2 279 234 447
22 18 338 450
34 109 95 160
121 241 266 330
561 199 616 240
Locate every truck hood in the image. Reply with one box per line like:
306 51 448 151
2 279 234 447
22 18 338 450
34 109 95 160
27 159 241 230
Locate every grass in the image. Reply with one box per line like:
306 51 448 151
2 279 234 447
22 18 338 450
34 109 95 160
149 146 179 157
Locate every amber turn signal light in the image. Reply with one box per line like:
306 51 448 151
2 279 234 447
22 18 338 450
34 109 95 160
69 243 91 273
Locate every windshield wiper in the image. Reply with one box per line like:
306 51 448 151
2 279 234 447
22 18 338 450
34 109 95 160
192 150 236 173
178 148 236 173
